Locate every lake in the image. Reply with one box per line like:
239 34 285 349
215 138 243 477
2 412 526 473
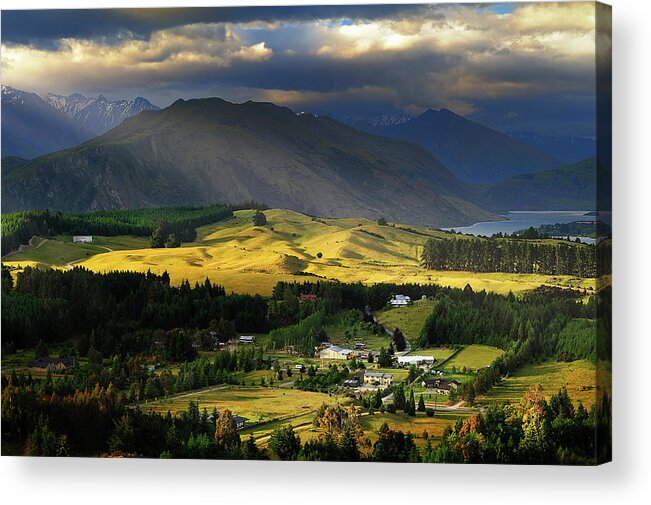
442 211 611 244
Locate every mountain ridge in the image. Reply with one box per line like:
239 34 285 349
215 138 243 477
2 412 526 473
350 108 561 183
2 96 498 229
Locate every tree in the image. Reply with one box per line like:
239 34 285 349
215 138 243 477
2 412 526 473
269 425 301 460
252 210 267 226
165 233 180 248
214 409 241 450
418 395 426 412
35 339 48 358
150 221 167 248
392 328 407 352
406 389 416 416
377 217 387 226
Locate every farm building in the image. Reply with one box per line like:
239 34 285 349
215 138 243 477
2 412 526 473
363 371 394 387
343 378 361 388
319 345 354 360
397 355 435 367
73 236 93 243
389 294 411 307
233 415 249 430
421 378 460 395
28 357 77 371
239 335 256 344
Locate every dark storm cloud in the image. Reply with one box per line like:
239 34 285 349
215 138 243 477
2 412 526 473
1 5 440 48
1 3 601 136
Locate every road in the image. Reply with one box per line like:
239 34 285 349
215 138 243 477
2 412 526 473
65 245 113 267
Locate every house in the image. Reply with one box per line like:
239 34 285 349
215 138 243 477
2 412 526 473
354 342 366 350
343 378 361 388
239 335 256 344
300 293 318 302
363 371 394 387
421 378 460 396
319 345 354 360
389 294 411 307
233 415 249 430
397 355 435 367
73 236 93 243
28 357 77 371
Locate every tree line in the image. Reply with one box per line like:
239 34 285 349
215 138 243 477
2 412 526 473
1 266 268 352
420 236 602 277
1 204 232 255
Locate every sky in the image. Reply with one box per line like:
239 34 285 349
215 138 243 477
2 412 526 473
1 2 606 136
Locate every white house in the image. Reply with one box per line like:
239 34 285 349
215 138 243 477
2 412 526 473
389 294 411 307
319 345 354 360
73 236 93 243
397 355 435 367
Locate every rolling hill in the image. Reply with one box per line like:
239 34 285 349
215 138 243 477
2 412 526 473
1 97 496 228
1 85 95 158
484 157 608 212
2 209 596 296
350 108 560 184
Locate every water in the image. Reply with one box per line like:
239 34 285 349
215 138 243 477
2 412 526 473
442 211 611 244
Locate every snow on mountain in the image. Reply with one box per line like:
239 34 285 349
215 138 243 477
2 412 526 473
43 93 159 134
361 113 412 128
2 85 95 159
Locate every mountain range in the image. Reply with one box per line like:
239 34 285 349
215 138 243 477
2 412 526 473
1 85 158 158
1 97 497 228
43 92 159 135
505 130 596 165
349 108 561 184
1 85 94 159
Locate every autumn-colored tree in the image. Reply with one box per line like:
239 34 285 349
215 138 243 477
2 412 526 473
214 409 241 449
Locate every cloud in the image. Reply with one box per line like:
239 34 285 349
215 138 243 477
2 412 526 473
1 3 601 136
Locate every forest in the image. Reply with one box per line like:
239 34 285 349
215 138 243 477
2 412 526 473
420 236 604 277
0 204 233 255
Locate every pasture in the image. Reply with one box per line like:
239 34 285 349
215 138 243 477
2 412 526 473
442 345 505 372
3 209 598 296
477 359 608 408
375 298 437 344
140 385 345 426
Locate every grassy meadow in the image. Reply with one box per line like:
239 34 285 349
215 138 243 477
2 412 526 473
442 345 505 372
476 359 609 408
140 385 346 424
2 208 598 296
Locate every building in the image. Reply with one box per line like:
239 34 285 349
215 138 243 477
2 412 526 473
397 355 435 367
73 236 93 243
239 335 256 344
389 294 411 307
343 378 361 388
28 357 77 371
363 371 394 387
319 345 354 360
300 293 318 302
233 415 249 430
421 378 460 396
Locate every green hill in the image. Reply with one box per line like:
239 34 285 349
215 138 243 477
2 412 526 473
484 157 609 211
2 97 497 229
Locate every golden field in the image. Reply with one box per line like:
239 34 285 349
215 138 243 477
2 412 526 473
3 209 598 296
